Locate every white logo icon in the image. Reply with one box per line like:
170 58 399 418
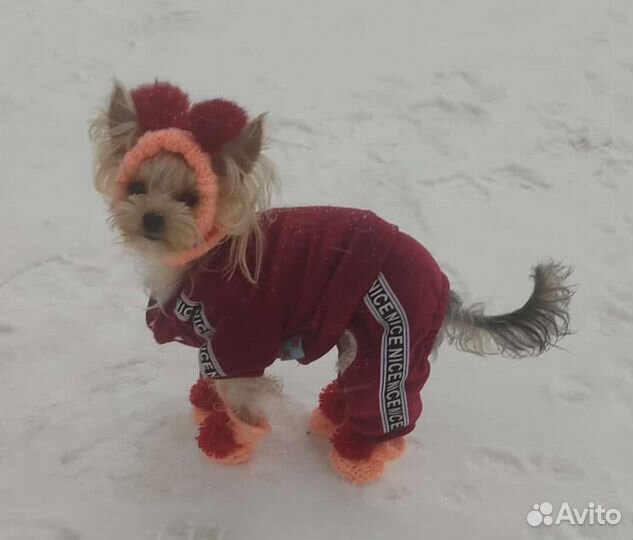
527 502 554 527
527 502 622 527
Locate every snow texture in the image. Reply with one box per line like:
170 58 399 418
1 0 632 539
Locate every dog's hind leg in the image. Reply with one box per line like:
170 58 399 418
309 331 356 438
309 379 345 438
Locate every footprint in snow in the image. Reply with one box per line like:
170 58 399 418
528 454 586 483
615 357 633 381
381 483 412 501
0 520 81 540
598 156 633 177
433 70 507 103
0 322 17 335
467 446 527 476
606 10 629 24
156 523 225 540
418 173 490 200
523 526 575 540
596 284 633 335
148 9 196 26
610 384 633 428
276 116 319 136
546 375 593 405
378 74 414 89
483 163 552 191
408 97 489 123
343 109 374 123
619 60 633 75
442 480 480 506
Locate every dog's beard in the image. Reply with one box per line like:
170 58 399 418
109 195 201 261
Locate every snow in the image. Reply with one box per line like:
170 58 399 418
1 0 632 538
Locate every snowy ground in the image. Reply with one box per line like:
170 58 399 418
1 0 633 539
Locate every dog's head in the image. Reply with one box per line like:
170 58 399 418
90 80 273 276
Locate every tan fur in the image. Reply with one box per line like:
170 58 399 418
90 81 276 289
214 113 268 176
109 153 202 262
90 80 139 195
336 330 357 374
214 376 282 425
90 81 280 427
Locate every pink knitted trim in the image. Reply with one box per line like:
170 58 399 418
114 128 225 267
309 408 339 438
329 450 385 484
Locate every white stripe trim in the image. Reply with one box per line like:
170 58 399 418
200 341 226 377
363 273 411 433
377 274 411 424
364 294 390 433
174 292 224 378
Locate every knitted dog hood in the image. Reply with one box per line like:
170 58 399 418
113 82 249 267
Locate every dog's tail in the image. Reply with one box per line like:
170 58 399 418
442 262 574 358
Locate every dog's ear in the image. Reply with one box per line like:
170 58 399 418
107 79 139 155
214 113 266 177
91 80 140 195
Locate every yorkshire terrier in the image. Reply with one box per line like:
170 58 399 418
90 80 574 484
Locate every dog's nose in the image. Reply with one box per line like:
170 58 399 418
143 212 165 235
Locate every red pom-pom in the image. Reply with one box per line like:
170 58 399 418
131 81 190 133
319 380 346 425
197 410 241 458
129 82 249 157
331 424 378 461
189 99 248 155
189 378 222 410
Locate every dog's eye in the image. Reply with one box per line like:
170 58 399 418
128 180 147 195
178 193 198 208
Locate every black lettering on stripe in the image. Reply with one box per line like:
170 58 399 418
363 275 410 433
174 293 223 378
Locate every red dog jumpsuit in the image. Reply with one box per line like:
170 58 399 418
147 207 450 479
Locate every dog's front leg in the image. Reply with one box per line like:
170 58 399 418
214 376 281 425
194 376 280 464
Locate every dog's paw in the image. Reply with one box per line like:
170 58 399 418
197 409 270 465
309 408 339 438
330 449 386 484
155 522 226 540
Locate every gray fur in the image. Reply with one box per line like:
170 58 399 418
443 262 574 358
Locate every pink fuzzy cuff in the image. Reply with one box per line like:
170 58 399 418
114 128 225 267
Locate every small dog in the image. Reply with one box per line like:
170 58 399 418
90 80 574 483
